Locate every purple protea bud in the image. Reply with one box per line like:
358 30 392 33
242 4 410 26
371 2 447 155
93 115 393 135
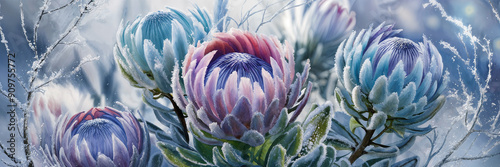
53 107 149 167
172 29 312 146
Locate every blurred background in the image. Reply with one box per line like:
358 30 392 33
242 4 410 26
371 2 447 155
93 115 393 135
0 0 498 166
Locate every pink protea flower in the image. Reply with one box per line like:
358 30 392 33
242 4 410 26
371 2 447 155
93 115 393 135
172 29 312 146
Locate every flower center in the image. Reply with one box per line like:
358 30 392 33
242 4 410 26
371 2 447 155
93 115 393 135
138 11 175 52
73 118 127 159
373 37 422 75
205 52 273 89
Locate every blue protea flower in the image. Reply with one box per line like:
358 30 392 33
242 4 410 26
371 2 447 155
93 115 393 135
335 23 448 134
172 29 312 147
114 8 212 94
52 107 150 167
284 0 355 79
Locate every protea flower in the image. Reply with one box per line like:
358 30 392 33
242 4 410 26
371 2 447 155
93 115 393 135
172 29 312 147
284 0 355 79
30 84 94 166
335 23 448 133
114 8 211 94
52 107 150 167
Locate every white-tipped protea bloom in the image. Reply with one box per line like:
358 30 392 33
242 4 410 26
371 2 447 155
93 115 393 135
284 0 355 77
30 84 94 166
52 107 150 167
335 23 448 133
114 8 211 94
172 29 312 146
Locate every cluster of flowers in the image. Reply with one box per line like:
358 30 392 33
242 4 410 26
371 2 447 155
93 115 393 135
31 0 447 166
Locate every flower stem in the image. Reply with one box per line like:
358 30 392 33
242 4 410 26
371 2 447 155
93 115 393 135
349 129 375 164
165 93 189 143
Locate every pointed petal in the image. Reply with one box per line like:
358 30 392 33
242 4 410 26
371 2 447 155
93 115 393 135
112 135 130 166
224 71 239 112
352 86 367 111
231 97 252 127
359 59 374 94
399 82 416 107
388 61 406 94
214 90 228 119
374 92 399 116
369 76 388 104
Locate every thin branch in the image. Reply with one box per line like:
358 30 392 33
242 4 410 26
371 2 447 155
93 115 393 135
27 0 94 100
32 0 51 58
45 0 76 14
19 2 36 53
445 151 500 163
23 1 96 166
0 142 19 164
488 0 500 25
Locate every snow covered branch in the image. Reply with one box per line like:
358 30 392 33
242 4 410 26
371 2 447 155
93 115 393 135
423 0 499 166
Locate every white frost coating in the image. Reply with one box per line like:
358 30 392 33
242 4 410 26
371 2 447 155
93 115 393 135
367 112 387 130
352 86 367 111
69 55 100 76
439 41 460 58
0 0 102 165
424 0 498 166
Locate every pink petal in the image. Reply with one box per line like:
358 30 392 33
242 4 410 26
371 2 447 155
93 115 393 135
182 45 196 75
224 71 239 113
205 67 220 117
184 70 199 109
252 82 267 114
286 73 302 109
262 37 281 66
263 99 280 131
231 97 252 127
270 57 284 80
289 82 312 122
238 77 253 104
244 32 260 56
234 31 254 55
195 51 216 74
215 32 243 52
194 67 207 108
214 90 228 120
187 104 210 132
262 69 275 105
256 35 272 63
172 63 187 110
274 76 287 109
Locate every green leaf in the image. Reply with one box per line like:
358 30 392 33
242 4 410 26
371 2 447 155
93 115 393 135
361 158 387 167
278 125 303 156
149 154 163 167
300 102 333 156
325 138 353 150
336 92 342 103
212 147 231 167
267 145 286 167
292 144 323 167
391 126 406 137
338 158 351 167
194 137 215 163
319 146 336 167
221 143 253 166
117 61 141 87
157 142 197 166
269 109 289 135
176 146 207 165
349 117 362 134
303 103 319 120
